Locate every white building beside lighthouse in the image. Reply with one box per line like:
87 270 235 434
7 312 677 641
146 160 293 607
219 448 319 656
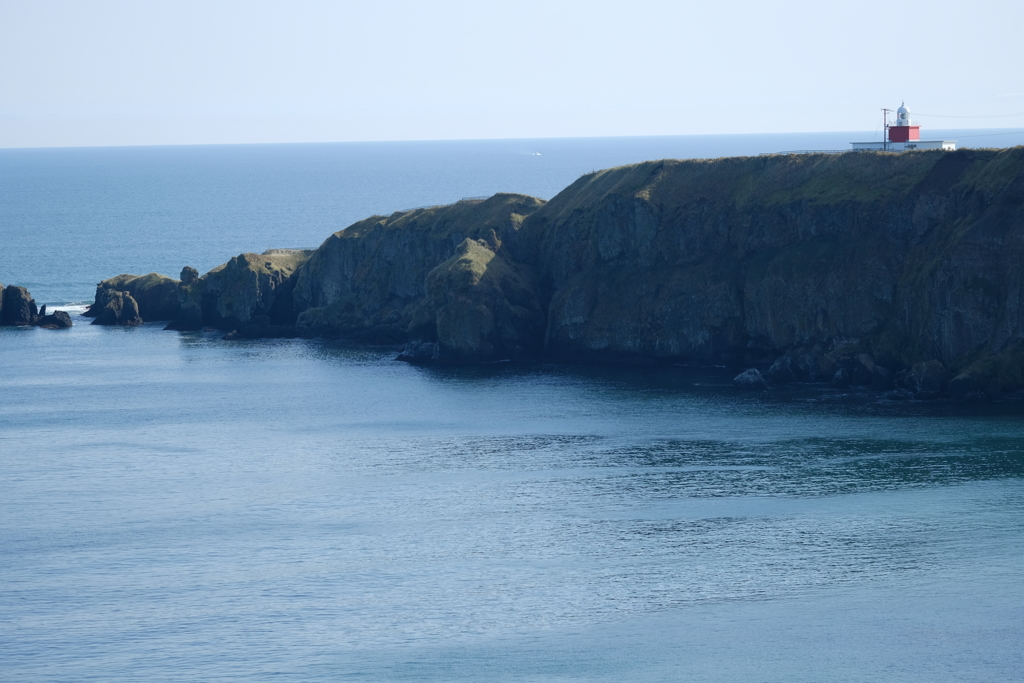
851 103 957 151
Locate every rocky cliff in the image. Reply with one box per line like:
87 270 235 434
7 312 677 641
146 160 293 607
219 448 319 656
85 272 180 322
516 148 1024 392
89 147 1024 395
170 249 312 332
292 194 544 343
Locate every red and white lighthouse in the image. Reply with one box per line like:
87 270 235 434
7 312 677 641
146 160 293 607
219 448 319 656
850 102 956 152
887 102 921 143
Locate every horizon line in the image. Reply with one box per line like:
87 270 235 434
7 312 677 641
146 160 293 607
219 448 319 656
4 128 1024 152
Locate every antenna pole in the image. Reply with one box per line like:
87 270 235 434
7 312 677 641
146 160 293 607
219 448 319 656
882 108 891 151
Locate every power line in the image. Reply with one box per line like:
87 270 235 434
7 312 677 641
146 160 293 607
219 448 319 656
951 130 1024 139
912 111 1024 119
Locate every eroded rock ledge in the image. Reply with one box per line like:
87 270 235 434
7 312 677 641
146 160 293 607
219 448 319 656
88 147 1024 397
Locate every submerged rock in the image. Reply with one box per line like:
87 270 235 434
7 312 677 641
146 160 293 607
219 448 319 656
734 368 768 390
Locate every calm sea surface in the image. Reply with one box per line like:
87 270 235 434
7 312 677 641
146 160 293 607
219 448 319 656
3 133 1024 681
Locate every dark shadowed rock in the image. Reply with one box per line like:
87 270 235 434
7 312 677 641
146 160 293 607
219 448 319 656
766 344 837 384
766 355 794 384
832 367 851 389
180 266 199 285
34 310 73 329
734 368 768 390
2 285 38 326
91 290 142 326
886 388 914 401
948 344 1024 398
169 250 311 332
851 354 875 385
396 340 441 363
870 364 893 391
906 360 947 398
162 266 204 330
228 314 298 339
824 349 881 388
219 314 299 340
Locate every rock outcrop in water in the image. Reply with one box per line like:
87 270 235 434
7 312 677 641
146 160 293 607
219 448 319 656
91 251 313 330
1 284 73 329
89 288 142 326
89 147 1024 396
2 285 38 326
167 249 311 331
35 310 73 329
85 273 180 323
733 368 768 390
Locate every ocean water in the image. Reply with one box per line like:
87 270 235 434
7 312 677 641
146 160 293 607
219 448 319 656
3 133 1024 681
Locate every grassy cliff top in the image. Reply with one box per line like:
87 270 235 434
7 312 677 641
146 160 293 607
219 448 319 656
205 249 311 279
329 192 545 244
535 147 1024 224
98 272 179 288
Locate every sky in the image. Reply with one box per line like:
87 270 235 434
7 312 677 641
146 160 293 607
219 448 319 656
2 0 1023 148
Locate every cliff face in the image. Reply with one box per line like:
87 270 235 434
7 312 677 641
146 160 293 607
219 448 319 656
93 251 312 330
516 149 1024 375
191 249 311 330
86 273 179 322
291 193 544 343
424 237 545 362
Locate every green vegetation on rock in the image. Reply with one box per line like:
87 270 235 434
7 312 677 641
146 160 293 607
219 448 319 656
86 272 180 322
292 194 544 342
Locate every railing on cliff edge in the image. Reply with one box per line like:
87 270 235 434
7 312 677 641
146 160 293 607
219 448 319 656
761 150 850 156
